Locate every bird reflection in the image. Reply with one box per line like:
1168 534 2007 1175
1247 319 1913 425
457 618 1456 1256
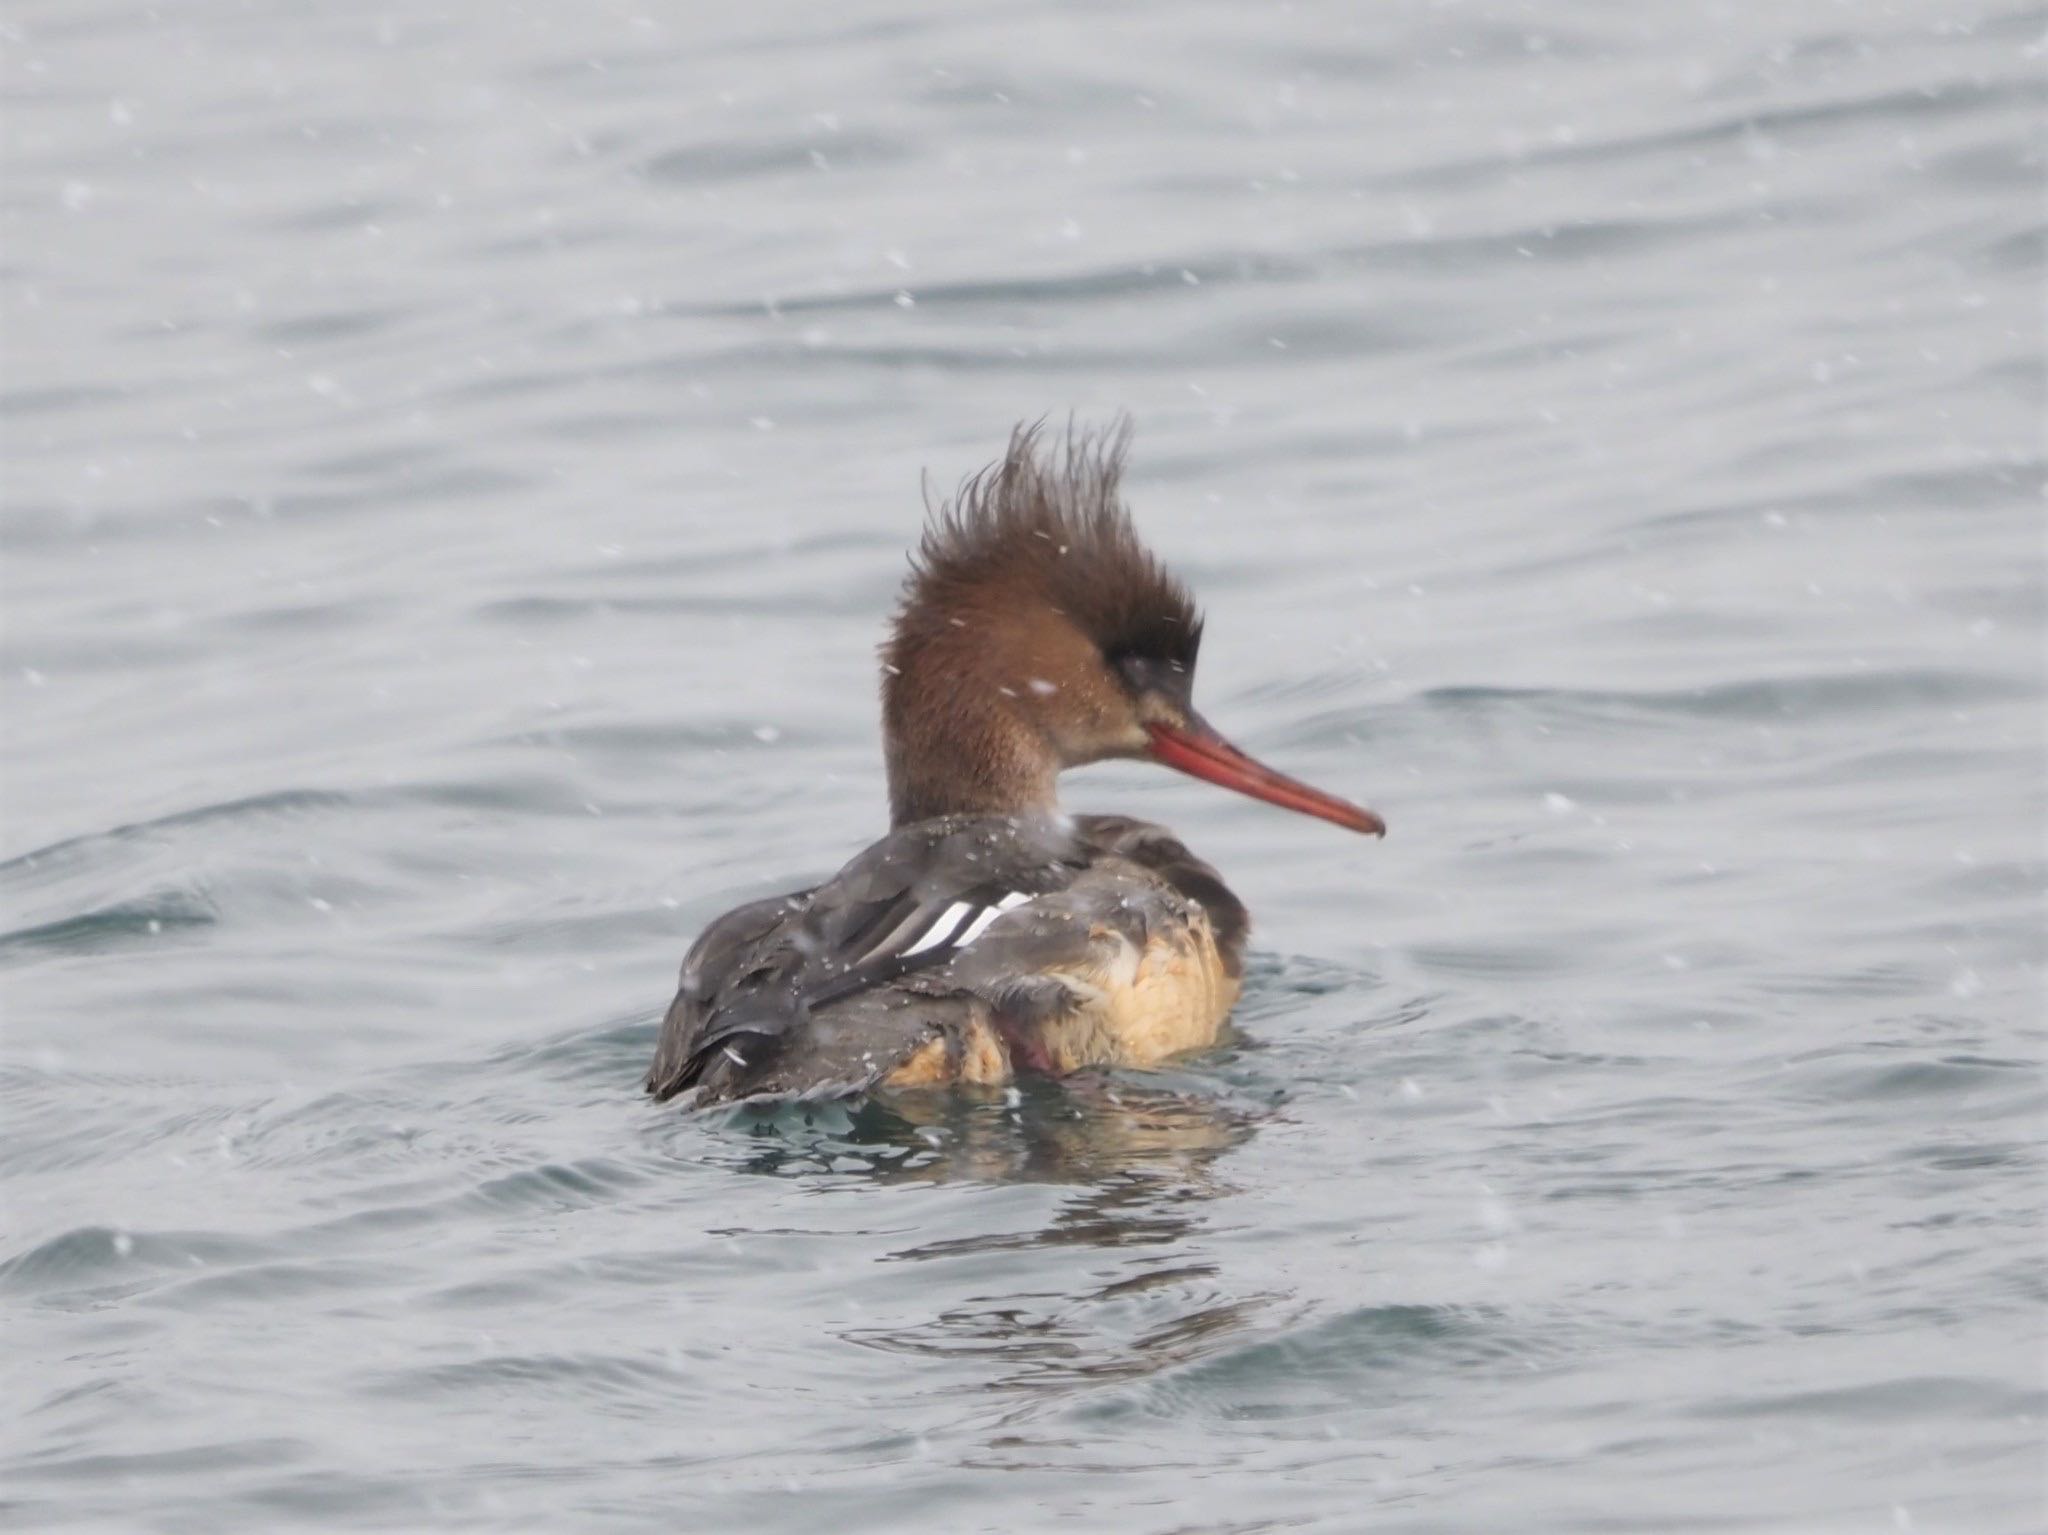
706 1071 1286 1396
719 1069 1255 1190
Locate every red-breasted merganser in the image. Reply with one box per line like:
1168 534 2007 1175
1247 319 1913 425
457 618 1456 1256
647 422 1383 1106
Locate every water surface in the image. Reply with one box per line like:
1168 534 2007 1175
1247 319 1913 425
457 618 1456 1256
4 1 2044 1530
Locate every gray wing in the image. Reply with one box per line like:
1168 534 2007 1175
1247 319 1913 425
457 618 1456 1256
1072 814 1248 976
644 890 803 1102
931 818 1249 1038
645 814 1087 1103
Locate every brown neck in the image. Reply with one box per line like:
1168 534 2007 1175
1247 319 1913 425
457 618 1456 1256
883 687 1060 827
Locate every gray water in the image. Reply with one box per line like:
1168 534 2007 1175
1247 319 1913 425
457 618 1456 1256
4 2 2044 1530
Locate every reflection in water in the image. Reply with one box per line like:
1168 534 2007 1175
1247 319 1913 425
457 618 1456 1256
717 1071 1255 1189
713 1074 1289 1396
843 1271 1279 1399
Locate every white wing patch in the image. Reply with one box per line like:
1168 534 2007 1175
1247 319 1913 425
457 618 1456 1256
900 900 974 957
901 890 1034 959
958 889 1035 946
954 906 1006 947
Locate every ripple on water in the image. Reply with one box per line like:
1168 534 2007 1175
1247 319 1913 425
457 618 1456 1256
12 1437 314 1487
1083 1301 1549 1425
643 130 910 184
0 1225 273 1299
1414 669 2034 729
1781 1049 2044 1108
365 1350 703 1418
0 888 218 958
1 788 354 880
1687 1373 2048 1425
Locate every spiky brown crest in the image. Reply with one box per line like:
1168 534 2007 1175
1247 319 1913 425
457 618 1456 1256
892 420 1202 672
879 421 1203 825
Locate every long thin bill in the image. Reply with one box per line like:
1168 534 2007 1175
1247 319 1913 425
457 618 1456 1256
1147 719 1386 836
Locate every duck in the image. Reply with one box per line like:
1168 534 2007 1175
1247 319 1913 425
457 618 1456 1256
646 422 1382 1106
